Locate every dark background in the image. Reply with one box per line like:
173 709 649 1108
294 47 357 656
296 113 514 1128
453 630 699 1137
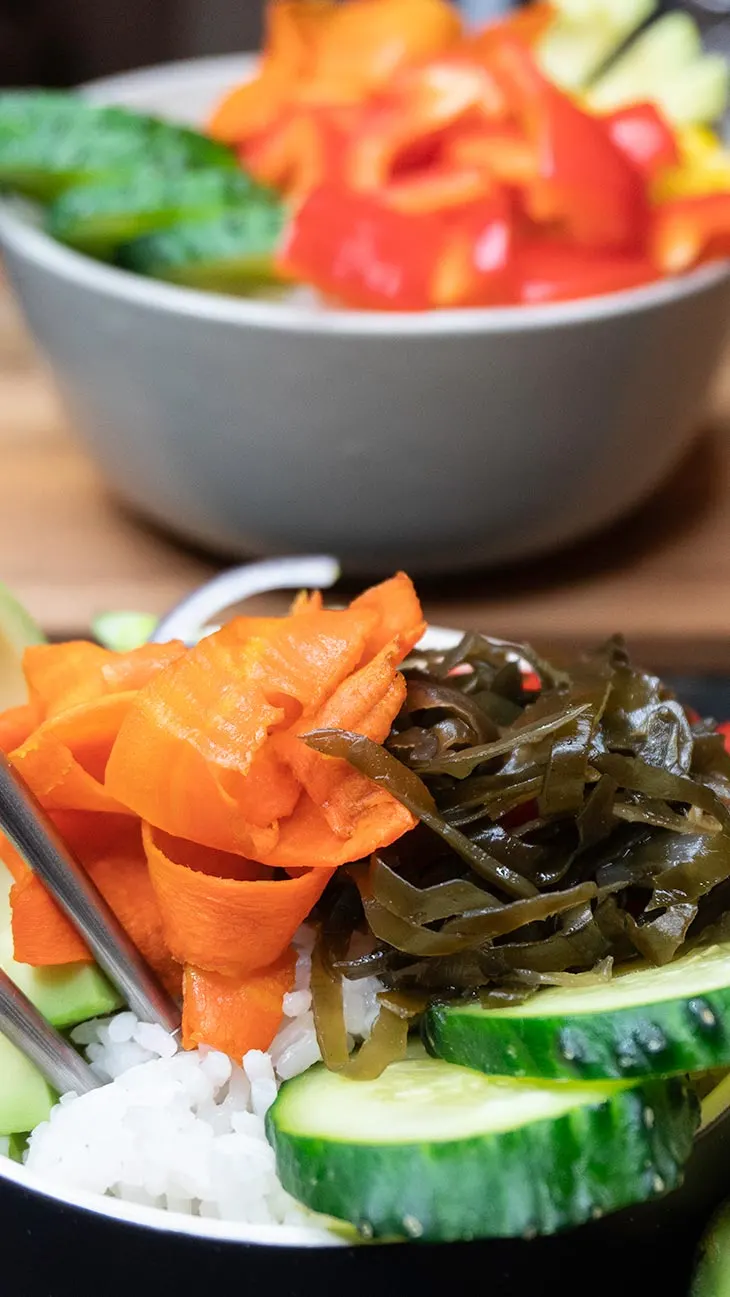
0 0 718 90
0 0 266 88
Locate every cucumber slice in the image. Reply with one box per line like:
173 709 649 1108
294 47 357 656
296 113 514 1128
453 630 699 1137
0 93 236 202
8 1132 27 1162
267 1052 698 1241
48 168 265 259
0 580 45 710
536 0 655 92
587 13 730 125
0 859 121 1133
91 611 158 652
656 57 730 130
0 1132 28 1162
424 942 730 1083
0 864 121 1030
0 92 97 138
119 204 288 294
0 1035 56 1139
694 1200 730 1297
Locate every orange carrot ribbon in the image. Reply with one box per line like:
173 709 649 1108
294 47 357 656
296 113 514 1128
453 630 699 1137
0 575 424 1057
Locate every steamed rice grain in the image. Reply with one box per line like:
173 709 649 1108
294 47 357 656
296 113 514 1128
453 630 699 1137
23 934 382 1231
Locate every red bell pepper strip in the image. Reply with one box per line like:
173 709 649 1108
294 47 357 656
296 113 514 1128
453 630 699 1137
603 104 680 181
382 164 494 214
279 184 513 310
345 58 508 195
651 193 730 274
446 123 538 187
512 242 657 306
431 194 514 306
486 36 647 252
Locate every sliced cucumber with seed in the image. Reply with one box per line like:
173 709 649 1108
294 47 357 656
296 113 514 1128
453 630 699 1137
48 168 266 258
119 204 288 293
267 1051 698 1241
424 942 730 1083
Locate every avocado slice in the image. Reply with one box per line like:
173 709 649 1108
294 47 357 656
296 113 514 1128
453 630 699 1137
0 862 122 1135
693 1200 730 1297
0 580 45 710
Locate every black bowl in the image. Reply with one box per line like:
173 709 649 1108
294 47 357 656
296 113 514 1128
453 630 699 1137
2 1112 729 1297
5 671 730 1297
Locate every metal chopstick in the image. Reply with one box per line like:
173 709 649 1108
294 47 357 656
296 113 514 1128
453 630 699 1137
0 968 99 1096
0 752 180 1033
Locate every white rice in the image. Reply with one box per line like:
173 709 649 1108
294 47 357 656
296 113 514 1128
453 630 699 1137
22 928 382 1230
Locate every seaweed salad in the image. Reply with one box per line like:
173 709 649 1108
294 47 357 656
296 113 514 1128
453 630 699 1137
305 632 730 1071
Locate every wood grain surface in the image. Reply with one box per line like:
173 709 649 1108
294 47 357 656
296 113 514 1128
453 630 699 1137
2 285 730 671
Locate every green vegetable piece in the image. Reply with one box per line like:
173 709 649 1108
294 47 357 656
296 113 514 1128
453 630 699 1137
658 57 730 129
91 610 158 652
0 859 121 1134
0 92 237 202
310 932 349 1074
0 863 121 1032
48 168 266 259
536 0 655 91
119 204 288 293
7 1132 28 1162
0 1036 56 1139
424 941 730 1082
0 580 45 710
267 1050 698 1241
304 729 537 900
0 1132 29 1162
693 1200 730 1297
587 12 730 124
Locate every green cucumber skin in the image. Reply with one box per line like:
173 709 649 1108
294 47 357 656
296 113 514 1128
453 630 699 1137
424 990 730 1083
0 96 236 201
120 204 288 291
268 1078 698 1242
693 1200 730 1297
47 169 263 257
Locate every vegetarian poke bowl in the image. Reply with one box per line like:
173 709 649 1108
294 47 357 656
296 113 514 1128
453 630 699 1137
1 0 730 571
2 563 730 1296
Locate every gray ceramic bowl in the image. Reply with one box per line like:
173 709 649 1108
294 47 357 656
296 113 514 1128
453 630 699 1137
1 55 730 575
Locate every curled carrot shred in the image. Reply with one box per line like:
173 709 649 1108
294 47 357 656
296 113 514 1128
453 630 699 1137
0 703 40 755
276 642 409 839
0 575 424 1053
351 571 426 662
182 948 297 1057
10 693 136 814
107 577 421 862
10 813 180 993
143 825 329 976
23 641 186 719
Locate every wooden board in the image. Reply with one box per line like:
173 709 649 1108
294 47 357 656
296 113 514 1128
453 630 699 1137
3 285 730 671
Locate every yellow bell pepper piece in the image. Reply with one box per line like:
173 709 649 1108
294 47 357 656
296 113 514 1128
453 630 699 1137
653 124 730 201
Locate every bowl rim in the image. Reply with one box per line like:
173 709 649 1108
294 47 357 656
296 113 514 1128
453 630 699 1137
0 53 729 336
0 1151 344 1248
